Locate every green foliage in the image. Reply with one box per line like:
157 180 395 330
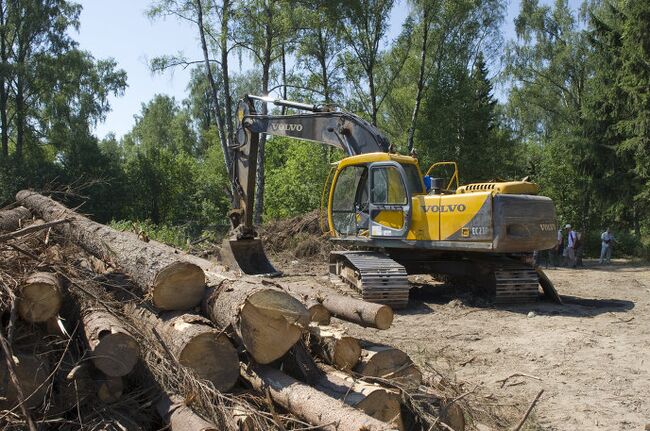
263 137 334 219
109 219 191 250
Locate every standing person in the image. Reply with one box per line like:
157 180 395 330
600 227 615 264
565 224 577 268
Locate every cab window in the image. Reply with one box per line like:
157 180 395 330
371 166 407 204
331 165 366 235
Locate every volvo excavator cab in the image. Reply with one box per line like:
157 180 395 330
223 94 561 306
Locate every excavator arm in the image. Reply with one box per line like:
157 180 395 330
222 94 389 275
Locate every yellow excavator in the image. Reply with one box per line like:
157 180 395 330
222 95 560 307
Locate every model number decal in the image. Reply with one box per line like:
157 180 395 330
471 226 489 236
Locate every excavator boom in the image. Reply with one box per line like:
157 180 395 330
222 95 389 275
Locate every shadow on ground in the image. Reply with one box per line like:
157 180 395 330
402 281 635 318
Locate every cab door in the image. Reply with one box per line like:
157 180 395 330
368 161 412 238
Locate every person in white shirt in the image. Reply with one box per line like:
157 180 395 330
565 224 577 268
600 228 615 264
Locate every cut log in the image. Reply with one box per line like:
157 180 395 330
0 206 31 231
354 342 422 386
279 283 393 329
128 306 239 392
0 352 50 409
315 368 405 431
81 307 139 377
202 279 309 364
309 324 361 370
240 363 397 431
16 190 205 310
95 373 124 403
17 272 63 323
157 393 218 431
306 298 331 325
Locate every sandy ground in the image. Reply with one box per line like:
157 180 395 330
275 255 650 430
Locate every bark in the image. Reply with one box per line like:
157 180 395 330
202 278 309 364
309 324 361 371
81 307 139 377
0 1 8 158
0 352 50 409
253 1 274 225
407 7 430 153
128 306 239 392
196 0 232 177
315 367 404 430
0 206 31 231
354 342 422 386
16 190 206 311
220 0 234 148
240 363 397 431
17 272 63 323
279 283 393 330
157 393 218 431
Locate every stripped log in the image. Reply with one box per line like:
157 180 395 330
315 368 405 430
0 206 31 231
309 324 361 370
202 278 309 364
17 272 63 323
240 363 397 431
16 190 205 310
128 306 239 392
279 283 393 329
0 352 50 409
354 342 422 386
157 393 218 431
82 307 139 377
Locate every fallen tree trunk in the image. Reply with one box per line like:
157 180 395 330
279 283 393 330
202 279 309 364
309 324 361 371
315 368 405 431
81 307 140 377
240 363 397 431
16 190 205 310
354 342 422 386
157 393 218 431
17 272 63 323
0 206 31 231
128 305 239 392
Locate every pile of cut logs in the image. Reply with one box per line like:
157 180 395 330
0 191 467 431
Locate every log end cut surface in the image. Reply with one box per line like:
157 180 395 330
18 272 62 323
240 289 309 364
374 305 394 330
333 336 362 371
92 332 140 377
308 303 331 325
179 332 239 392
153 261 206 310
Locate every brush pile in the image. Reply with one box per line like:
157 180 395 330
0 191 472 431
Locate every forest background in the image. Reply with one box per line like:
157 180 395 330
0 0 648 257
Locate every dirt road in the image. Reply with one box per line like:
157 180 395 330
279 257 650 430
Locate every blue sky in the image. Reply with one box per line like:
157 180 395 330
74 0 560 140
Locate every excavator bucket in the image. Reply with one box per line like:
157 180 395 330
220 238 281 276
